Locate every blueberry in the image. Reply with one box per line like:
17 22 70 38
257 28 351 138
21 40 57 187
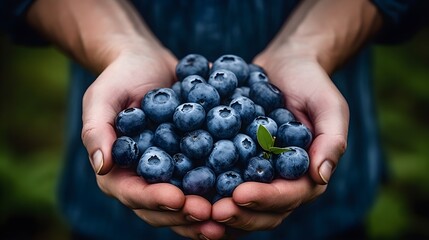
207 140 239 174
169 178 183 189
173 103 206 132
141 88 180 123
254 104 266 117
176 54 210 81
243 156 274 183
187 83 220 111
230 87 250 100
181 75 206 100
247 72 269 86
233 133 257 166
115 108 146 136
172 153 193 178
180 129 213 161
216 171 243 197
211 54 250 86
275 146 310 180
182 166 216 196
133 130 154 155
229 96 256 125
249 82 285 114
137 147 174 183
112 136 140 167
246 116 278 143
208 69 238 100
153 123 181 155
171 81 182 102
248 63 266 74
268 108 296 127
276 121 313 149
206 106 241 139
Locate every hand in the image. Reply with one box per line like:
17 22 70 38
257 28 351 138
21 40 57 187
211 52 349 237
81 48 225 239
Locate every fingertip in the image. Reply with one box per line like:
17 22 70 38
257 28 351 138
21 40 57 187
82 122 117 175
308 135 343 185
200 221 226 240
90 149 115 175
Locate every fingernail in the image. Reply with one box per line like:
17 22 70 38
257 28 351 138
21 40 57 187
237 202 255 207
217 216 235 223
159 205 180 211
198 234 210 240
90 150 104 174
319 160 334 184
186 215 203 222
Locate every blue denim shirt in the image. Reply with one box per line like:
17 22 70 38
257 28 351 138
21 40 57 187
1 0 425 239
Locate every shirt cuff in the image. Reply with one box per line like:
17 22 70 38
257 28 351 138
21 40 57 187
371 0 428 44
0 0 48 45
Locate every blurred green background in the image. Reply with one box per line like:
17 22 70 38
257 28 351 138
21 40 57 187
1 27 429 239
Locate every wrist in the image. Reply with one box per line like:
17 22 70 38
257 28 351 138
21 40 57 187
255 0 383 75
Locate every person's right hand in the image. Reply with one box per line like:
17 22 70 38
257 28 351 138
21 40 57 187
81 46 225 240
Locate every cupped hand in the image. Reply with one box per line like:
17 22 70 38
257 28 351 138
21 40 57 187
212 51 349 236
81 48 224 240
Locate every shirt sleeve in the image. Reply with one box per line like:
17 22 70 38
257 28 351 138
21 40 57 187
371 0 429 44
0 0 48 45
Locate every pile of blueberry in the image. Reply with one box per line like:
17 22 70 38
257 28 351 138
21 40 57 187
112 54 312 201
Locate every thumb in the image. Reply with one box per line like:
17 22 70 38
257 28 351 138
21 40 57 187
307 96 349 184
81 83 124 175
308 133 347 185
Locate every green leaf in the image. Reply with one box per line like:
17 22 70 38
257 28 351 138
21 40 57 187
262 152 271 160
257 125 274 151
269 147 290 155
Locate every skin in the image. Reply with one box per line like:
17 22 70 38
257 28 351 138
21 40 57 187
27 0 382 239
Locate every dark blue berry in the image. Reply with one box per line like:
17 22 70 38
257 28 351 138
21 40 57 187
243 156 274 183
233 133 257 166
172 153 193 178
206 106 241 139
246 116 278 143
173 103 206 132
182 166 216 196
115 108 146 136
180 129 213 161
208 69 238 100
176 54 210 81
268 108 295 127
247 72 269 86
112 136 140 167
229 96 256 125
249 82 284 114
276 121 313 149
153 123 181 155
216 171 243 197
133 130 154 156
211 54 250 86
181 75 206 100
141 88 180 123
248 63 266 74
137 147 174 183
207 140 239 174
275 147 309 180
187 83 220 112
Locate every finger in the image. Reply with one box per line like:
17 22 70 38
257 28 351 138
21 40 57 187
232 177 326 212
81 76 128 175
171 221 226 240
212 198 289 231
307 91 349 185
96 167 186 211
133 195 211 227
